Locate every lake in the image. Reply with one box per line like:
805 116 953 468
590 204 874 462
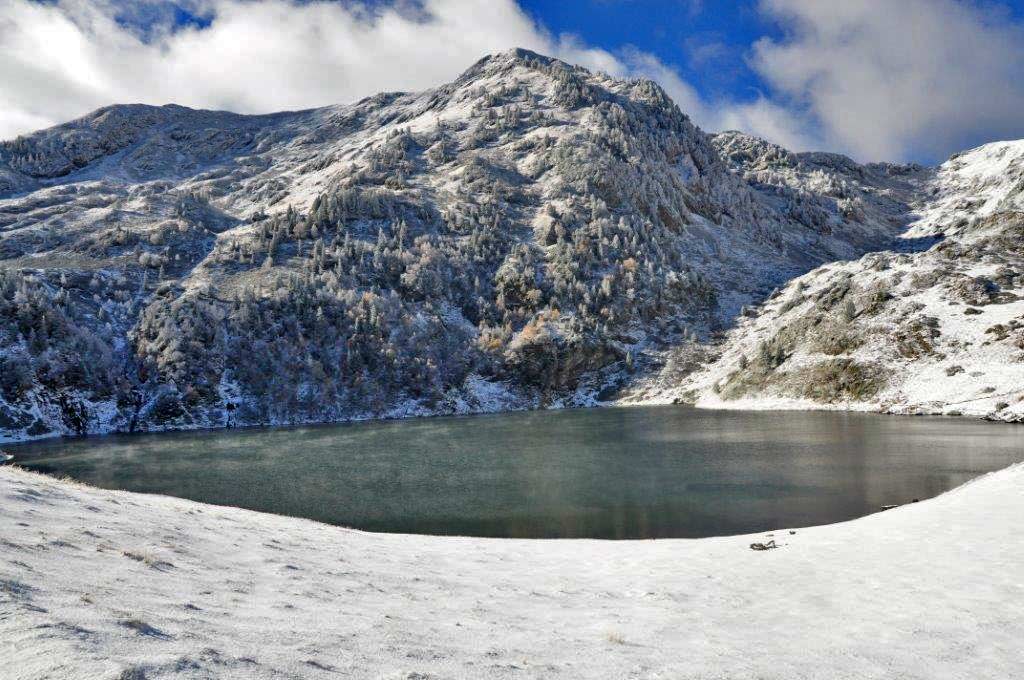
8 406 1024 539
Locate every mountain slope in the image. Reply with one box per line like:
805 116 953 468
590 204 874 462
675 140 1024 421
0 49 941 441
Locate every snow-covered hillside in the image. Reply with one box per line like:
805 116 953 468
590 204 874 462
0 48 926 442
3 463 1023 679
669 140 1024 420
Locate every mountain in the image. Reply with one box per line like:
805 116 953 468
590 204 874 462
0 48 1015 442
671 140 1024 421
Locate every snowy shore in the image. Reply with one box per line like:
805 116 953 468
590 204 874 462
2 463 1022 679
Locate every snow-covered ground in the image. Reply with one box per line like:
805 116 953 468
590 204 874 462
3 463 1022 679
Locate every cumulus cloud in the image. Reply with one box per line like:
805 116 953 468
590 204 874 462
0 0 724 141
0 0 820 152
606 46 822 152
0 0 540 137
3 0 1024 162
753 0 1024 161
715 98 819 154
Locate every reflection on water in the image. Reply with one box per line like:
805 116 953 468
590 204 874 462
9 406 1024 539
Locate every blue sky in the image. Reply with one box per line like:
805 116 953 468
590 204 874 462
6 0 1024 163
519 0 1024 163
520 0 777 102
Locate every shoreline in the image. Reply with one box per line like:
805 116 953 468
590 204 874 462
4 395 1022 448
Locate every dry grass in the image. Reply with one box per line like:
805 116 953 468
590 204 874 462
122 549 173 570
119 616 169 639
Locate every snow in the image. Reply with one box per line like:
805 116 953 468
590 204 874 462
658 134 1024 421
1 48 939 444
2 463 1023 679
904 139 1024 238
3 48 1024 441
671 253 1024 420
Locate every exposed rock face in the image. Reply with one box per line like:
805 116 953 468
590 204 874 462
3 48 1009 441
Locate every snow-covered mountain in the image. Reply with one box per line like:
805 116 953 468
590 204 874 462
668 140 1024 421
0 48 1015 442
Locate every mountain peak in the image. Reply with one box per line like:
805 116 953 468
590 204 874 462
453 47 576 87
482 47 564 69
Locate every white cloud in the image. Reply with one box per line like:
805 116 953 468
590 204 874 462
0 0 728 142
715 97 819 153
0 0 822 154
612 45 711 121
752 0 1024 161
4 0 1022 163
0 0 545 137
605 46 823 152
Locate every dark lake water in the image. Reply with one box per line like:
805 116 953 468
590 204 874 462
8 406 1024 539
